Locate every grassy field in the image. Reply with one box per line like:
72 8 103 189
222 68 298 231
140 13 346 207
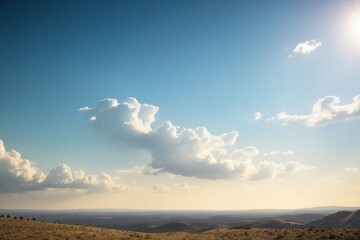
1 218 360 240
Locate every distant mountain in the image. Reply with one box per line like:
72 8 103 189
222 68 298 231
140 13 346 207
130 222 214 233
289 206 360 215
2 207 359 232
276 213 325 224
152 222 195 232
299 206 360 212
306 209 360 228
240 218 302 229
234 210 360 229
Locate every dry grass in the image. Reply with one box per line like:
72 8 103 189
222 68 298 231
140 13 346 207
1 218 360 240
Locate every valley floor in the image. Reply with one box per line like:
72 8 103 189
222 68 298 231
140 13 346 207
1 218 360 240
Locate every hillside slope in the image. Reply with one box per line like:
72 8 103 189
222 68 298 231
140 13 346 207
306 210 360 228
242 218 302 229
1 217 360 240
276 213 324 224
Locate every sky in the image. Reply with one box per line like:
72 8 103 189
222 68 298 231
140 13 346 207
0 0 360 210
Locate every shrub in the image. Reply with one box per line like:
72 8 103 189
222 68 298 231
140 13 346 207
329 234 337 239
276 234 285 240
297 233 304 238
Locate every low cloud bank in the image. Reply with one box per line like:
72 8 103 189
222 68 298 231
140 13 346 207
0 139 124 193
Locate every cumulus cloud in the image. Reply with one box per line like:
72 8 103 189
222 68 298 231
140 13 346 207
81 97 312 180
293 39 322 55
89 98 159 136
276 95 360 127
0 139 124 193
254 112 263 120
44 164 126 192
0 140 46 192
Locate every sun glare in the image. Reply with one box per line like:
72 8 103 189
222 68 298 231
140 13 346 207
349 15 360 39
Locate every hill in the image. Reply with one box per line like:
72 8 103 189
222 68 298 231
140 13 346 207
1 217 360 240
276 213 325 224
151 222 196 232
306 210 360 228
231 209 360 229
1 207 357 232
129 222 210 233
241 218 302 229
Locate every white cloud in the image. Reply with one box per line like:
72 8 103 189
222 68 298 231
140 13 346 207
249 161 312 180
152 182 199 193
44 164 126 192
89 97 159 135
78 106 93 111
81 97 313 180
264 150 294 156
276 95 360 127
0 139 125 193
174 182 199 191
344 167 358 172
293 39 322 55
254 112 263 120
116 165 145 174
0 140 46 192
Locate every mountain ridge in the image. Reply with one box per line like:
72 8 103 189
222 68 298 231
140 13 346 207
305 209 360 228
240 209 360 229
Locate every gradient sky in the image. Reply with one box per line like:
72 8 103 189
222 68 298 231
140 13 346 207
0 0 360 209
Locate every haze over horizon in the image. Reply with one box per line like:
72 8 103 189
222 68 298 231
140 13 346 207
1 0 360 210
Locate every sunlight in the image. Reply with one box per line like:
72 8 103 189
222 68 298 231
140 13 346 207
349 14 360 40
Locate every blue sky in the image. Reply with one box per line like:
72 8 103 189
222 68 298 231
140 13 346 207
0 0 360 209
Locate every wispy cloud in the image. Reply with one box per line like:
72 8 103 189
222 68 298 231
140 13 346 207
116 165 145 174
344 167 358 172
174 182 199 191
249 161 313 180
152 183 171 193
293 39 322 55
81 97 313 180
78 106 93 111
276 95 360 127
264 150 294 156
254 112 263 120
152 182 199 193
